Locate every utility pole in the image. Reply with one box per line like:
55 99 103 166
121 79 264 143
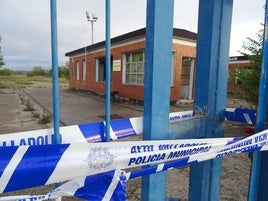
86 11 98 45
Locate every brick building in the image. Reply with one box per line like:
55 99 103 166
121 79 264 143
65 28 197 102
228 55 252 93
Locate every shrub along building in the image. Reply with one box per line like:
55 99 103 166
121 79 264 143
228 55 252 93
65 28 197 102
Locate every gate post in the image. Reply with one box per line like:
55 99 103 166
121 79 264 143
142 0 174 200
142 0 233 200
189 0 233 201
50 0 61 144
248 1 268 200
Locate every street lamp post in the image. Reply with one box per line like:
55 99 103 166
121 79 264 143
86 11 98 45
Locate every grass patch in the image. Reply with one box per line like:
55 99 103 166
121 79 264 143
0 83 11 88
15 79 33 85
0 75 69 88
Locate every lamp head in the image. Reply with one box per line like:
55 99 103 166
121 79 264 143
92 13 98 20
86 11 90 20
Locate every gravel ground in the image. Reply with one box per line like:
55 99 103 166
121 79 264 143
0 88 252 201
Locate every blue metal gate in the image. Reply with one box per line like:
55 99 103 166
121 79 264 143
49 0 268 200
140 0 268 200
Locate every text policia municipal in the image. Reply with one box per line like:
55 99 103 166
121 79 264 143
128 143 211 166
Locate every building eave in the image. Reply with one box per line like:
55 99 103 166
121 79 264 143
65 28 197 57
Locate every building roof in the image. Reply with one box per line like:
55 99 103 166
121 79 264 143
229 55 249 61
65 28 197 57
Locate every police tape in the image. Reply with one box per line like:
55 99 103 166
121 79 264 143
2 127 268 195
0 108 257 200
225 107 256 125
0 169 127 201
0 127 268 201
0 108 255 147
0 137 239 193
0 111 192 147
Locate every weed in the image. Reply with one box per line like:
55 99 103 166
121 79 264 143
39 112 51 124
23 98 35 111
20 97 26 104
32 112 40 118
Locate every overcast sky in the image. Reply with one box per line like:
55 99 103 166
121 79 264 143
0 0 266 71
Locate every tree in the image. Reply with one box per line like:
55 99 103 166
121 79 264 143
48 64 70 79
235 27 263 109
26 66 49 77
0 36 5 68
58 65 70 79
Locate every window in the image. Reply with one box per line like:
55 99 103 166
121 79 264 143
171 51 176 86
82 60 86 81
76 61 79 80
123 50 175 86
124 51 145 84
96 57 113 82
181 58 192 86
180 57 195 99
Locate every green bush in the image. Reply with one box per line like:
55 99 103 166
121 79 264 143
48 66 70 79
26 66 50 77
0 68 15 76
236 27 263 109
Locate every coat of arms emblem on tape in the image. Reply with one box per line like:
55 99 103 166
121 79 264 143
87 147 115 170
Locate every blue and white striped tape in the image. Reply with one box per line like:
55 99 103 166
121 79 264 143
0 116 143 146
2 128 267 195
0 107 258 200
0 137 241 193
0 127 267 200
225 107 256 125
0 108 255 147
0 111 193 147
0 169 127 201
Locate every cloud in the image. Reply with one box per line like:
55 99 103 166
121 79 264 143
0 0 266 71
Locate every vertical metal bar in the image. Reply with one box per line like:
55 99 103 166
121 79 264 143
50 0 60 144
141 0 174 200
248 1 268 200
50 1 61 195
189 0 233 200
91 21 94 45
105 0 111 142
84 22 87 72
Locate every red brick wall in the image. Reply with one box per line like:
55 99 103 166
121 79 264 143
228 61 252 92
111 41 145 100
68 40 196 101
172 43 196 100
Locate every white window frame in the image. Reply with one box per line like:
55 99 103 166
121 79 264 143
181 57 195 99
95 59 98 82
76 61 79 81
171 51 176 86
123 50 175 86
123 50 145 85
96 58 105 82
82 60 86 81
